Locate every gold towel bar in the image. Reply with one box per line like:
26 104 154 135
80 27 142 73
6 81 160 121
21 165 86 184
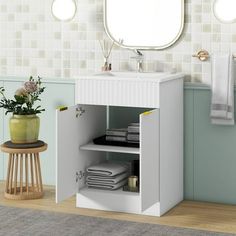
192 50 236 61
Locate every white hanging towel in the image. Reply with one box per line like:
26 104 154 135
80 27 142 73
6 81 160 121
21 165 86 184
211 53 234 125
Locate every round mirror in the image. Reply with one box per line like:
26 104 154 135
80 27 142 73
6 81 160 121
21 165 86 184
213 0 236 23
52 0 77 21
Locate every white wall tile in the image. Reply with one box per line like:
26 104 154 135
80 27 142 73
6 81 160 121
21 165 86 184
0 0 235 83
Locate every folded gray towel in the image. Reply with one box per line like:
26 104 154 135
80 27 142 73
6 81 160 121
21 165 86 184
86 179 127 190
86 172 129 184
87 162 128 176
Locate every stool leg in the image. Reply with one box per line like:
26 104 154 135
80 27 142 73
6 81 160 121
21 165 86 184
25 154 29 194
9 154 15 194
36 153 43 192
5 154 12 193
14 154 18 194
20 154 23 194
34 153 39 192
30 154 34 192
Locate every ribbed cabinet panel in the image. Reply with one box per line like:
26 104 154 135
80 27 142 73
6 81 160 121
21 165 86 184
77 79 160 108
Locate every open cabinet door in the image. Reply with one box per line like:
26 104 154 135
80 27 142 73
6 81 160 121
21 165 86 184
56 104 107 203
140 109 160 212
56 105 79 203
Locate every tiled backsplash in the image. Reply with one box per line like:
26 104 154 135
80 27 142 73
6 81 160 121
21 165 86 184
0 0 236 84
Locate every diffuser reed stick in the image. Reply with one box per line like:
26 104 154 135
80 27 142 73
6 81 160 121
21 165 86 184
99 39 115 71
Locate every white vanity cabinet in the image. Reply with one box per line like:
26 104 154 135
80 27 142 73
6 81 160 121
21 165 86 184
56 73 184 217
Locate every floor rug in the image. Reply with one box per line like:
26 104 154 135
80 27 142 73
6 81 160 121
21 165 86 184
0 205 234 236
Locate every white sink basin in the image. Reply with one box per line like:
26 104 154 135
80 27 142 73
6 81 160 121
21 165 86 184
92 71 180 82
111 71 169 78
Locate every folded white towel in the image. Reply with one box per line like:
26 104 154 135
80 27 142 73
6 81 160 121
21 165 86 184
87 162 128 176
86 179 127 190
211 53 234 125
86 172 128 184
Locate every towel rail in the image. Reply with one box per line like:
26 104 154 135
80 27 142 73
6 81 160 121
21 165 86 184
192 50 236 61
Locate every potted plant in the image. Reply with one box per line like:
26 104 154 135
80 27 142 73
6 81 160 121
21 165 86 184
0 76 45 144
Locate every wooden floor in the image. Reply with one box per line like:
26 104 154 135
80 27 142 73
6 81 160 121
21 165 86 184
0 182 236 235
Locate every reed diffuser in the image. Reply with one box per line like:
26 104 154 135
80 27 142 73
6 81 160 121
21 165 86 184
99 39 115 71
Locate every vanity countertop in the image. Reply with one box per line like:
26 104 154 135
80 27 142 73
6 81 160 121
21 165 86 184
74 72 184 83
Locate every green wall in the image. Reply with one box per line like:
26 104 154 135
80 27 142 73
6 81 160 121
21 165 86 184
0 78 75 185
185 84 236 204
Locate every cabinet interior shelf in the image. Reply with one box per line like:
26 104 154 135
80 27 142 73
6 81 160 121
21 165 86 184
80 142 140 154
80 186 140 197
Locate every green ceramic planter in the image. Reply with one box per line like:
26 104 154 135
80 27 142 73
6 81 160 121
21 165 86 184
9 114 40 144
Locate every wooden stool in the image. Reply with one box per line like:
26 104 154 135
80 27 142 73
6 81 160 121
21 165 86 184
0 141 47 200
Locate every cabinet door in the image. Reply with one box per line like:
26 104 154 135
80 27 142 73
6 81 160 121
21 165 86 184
56 104 106 203
56 105 79 203
140 109 160 211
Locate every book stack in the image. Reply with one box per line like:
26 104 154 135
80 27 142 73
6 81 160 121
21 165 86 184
105 128 127 142
127 123 140 144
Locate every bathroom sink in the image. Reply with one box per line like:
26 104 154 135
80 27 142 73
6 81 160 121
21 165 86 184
75 71 184 108
92 71 181 82
111 71 169 78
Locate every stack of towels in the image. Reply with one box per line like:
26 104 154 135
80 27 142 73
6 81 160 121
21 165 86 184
127 123 140 144
104 123 140 144
105 128 127 142
86 162 129 190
